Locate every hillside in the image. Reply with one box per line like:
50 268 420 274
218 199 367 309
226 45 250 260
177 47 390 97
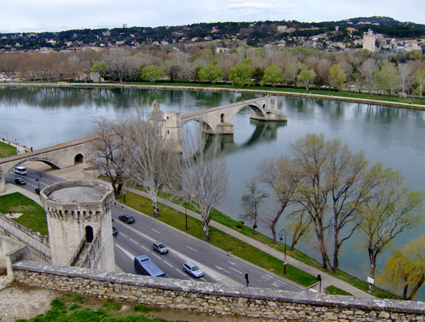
1 16 425 52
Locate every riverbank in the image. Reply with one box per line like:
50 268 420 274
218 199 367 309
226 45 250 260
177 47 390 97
2 81 425 111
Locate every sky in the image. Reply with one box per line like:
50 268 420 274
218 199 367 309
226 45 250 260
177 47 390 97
1 0 424 34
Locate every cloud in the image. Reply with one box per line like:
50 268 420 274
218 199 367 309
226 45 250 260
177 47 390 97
226 2 276 10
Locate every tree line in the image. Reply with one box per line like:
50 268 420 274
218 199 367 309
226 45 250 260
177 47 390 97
2 45 425 96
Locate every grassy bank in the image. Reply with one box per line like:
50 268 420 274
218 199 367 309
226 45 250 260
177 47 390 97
118 189 400 299
0 192 48 235
0 140 16 158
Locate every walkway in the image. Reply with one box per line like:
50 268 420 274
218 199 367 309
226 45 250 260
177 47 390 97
0 162 372 298
124 187 373 298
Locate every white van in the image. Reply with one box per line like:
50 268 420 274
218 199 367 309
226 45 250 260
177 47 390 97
14 166 27 175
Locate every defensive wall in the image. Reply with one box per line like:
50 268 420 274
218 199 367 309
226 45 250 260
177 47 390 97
9 261 425 321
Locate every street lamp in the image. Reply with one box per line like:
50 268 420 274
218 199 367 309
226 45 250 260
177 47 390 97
35 172 42 196
279 229 287 275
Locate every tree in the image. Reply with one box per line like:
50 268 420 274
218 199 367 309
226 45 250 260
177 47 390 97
198 60 223 85
262 64 284 89
91 116 127 198
375 60 400 95
91 60 108 82
229 61 255 87
141 65 166 83
122 108 179 218
357 164 424 290
257 156 301 243
285 60 303 86
329 64 346 91
359 58 376 94
416 69 425 98
179 132 228 241
240 178 269 234
290 133 369 273
398 63 413 95
297 69 316 91
377 235 425 300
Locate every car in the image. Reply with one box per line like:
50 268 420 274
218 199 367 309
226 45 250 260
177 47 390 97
118 214 135 224
152 242 168 254
183 261 203 278
15 178 26 185
112 227 118 237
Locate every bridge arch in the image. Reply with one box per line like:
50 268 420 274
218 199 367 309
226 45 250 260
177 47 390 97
74 154 84 164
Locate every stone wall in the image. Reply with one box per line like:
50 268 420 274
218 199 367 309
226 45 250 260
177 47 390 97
0 214 51 262
12 261 425 321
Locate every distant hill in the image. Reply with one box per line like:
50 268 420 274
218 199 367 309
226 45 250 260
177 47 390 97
0 16 424 52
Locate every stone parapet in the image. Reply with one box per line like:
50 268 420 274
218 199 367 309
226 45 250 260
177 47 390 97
12 261 425 321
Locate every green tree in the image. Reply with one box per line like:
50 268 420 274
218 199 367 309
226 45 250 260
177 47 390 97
91 60 109 83
198 60 223 85
375 60 400 95
416 69 425 99
357 164 424 291
297 69 316 91
141 65 165 83
377 235 425 300
229 61 255 87
329 64 346 91
262 64 284 89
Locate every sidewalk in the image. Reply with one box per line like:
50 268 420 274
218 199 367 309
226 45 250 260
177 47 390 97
0 162 372 298
124 186 373 298
0 138 31 154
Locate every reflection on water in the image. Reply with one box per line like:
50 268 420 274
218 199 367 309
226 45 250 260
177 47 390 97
2 86 425 300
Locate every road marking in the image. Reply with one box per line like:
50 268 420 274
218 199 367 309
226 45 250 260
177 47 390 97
130 238 138 244
186 246 197 252
229 267 242 274
260 274 273 281
199 277 207 282
120 233 128 238
151 253 161 260
163 260 173 267
151 228 160 234
177 269 187 277
115 244 135 260
140 245 149 251
228 261 243 269
214 265 230 274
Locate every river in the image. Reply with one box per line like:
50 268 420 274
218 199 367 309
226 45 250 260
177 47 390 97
1 85 424 299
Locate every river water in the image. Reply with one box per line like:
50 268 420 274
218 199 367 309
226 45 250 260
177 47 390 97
1 85 425 299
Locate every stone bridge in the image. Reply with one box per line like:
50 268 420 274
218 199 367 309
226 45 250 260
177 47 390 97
0 137 97 193
150 96 287 147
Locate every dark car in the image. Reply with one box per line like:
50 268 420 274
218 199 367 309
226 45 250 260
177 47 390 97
118 214 135 224
112 227 118 237
152 242 168 254
15 178 26 185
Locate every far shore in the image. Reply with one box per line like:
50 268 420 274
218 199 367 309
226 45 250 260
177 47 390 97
2 81 425 111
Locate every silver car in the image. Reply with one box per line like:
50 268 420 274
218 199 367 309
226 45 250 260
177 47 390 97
152 242 168 254
183 261 203 278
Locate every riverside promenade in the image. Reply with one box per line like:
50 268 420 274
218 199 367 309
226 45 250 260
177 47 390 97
0 162 373 298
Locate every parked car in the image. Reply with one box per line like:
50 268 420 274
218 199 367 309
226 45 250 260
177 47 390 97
14 178 26 185
112 227 118 237
118 214 135 224
152 242 168 254
183 261 203 278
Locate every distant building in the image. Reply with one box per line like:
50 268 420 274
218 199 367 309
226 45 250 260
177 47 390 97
363 29 383 52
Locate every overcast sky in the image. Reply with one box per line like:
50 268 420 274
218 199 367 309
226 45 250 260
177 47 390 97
1 0 424 34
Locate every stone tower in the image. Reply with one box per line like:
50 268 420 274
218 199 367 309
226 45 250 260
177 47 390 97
41 180 115 271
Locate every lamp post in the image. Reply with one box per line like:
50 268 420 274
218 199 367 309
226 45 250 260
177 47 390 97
279 229 287 275
35 172 42 197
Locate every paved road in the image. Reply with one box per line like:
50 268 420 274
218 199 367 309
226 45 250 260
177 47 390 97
4 166 304 292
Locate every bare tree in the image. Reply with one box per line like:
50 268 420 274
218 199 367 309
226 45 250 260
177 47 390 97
179 131 228 241
399 63 414 95
359 58 376 94
240 178 269 234
257 156 300 243
122 109 179 217
91 116 127 198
